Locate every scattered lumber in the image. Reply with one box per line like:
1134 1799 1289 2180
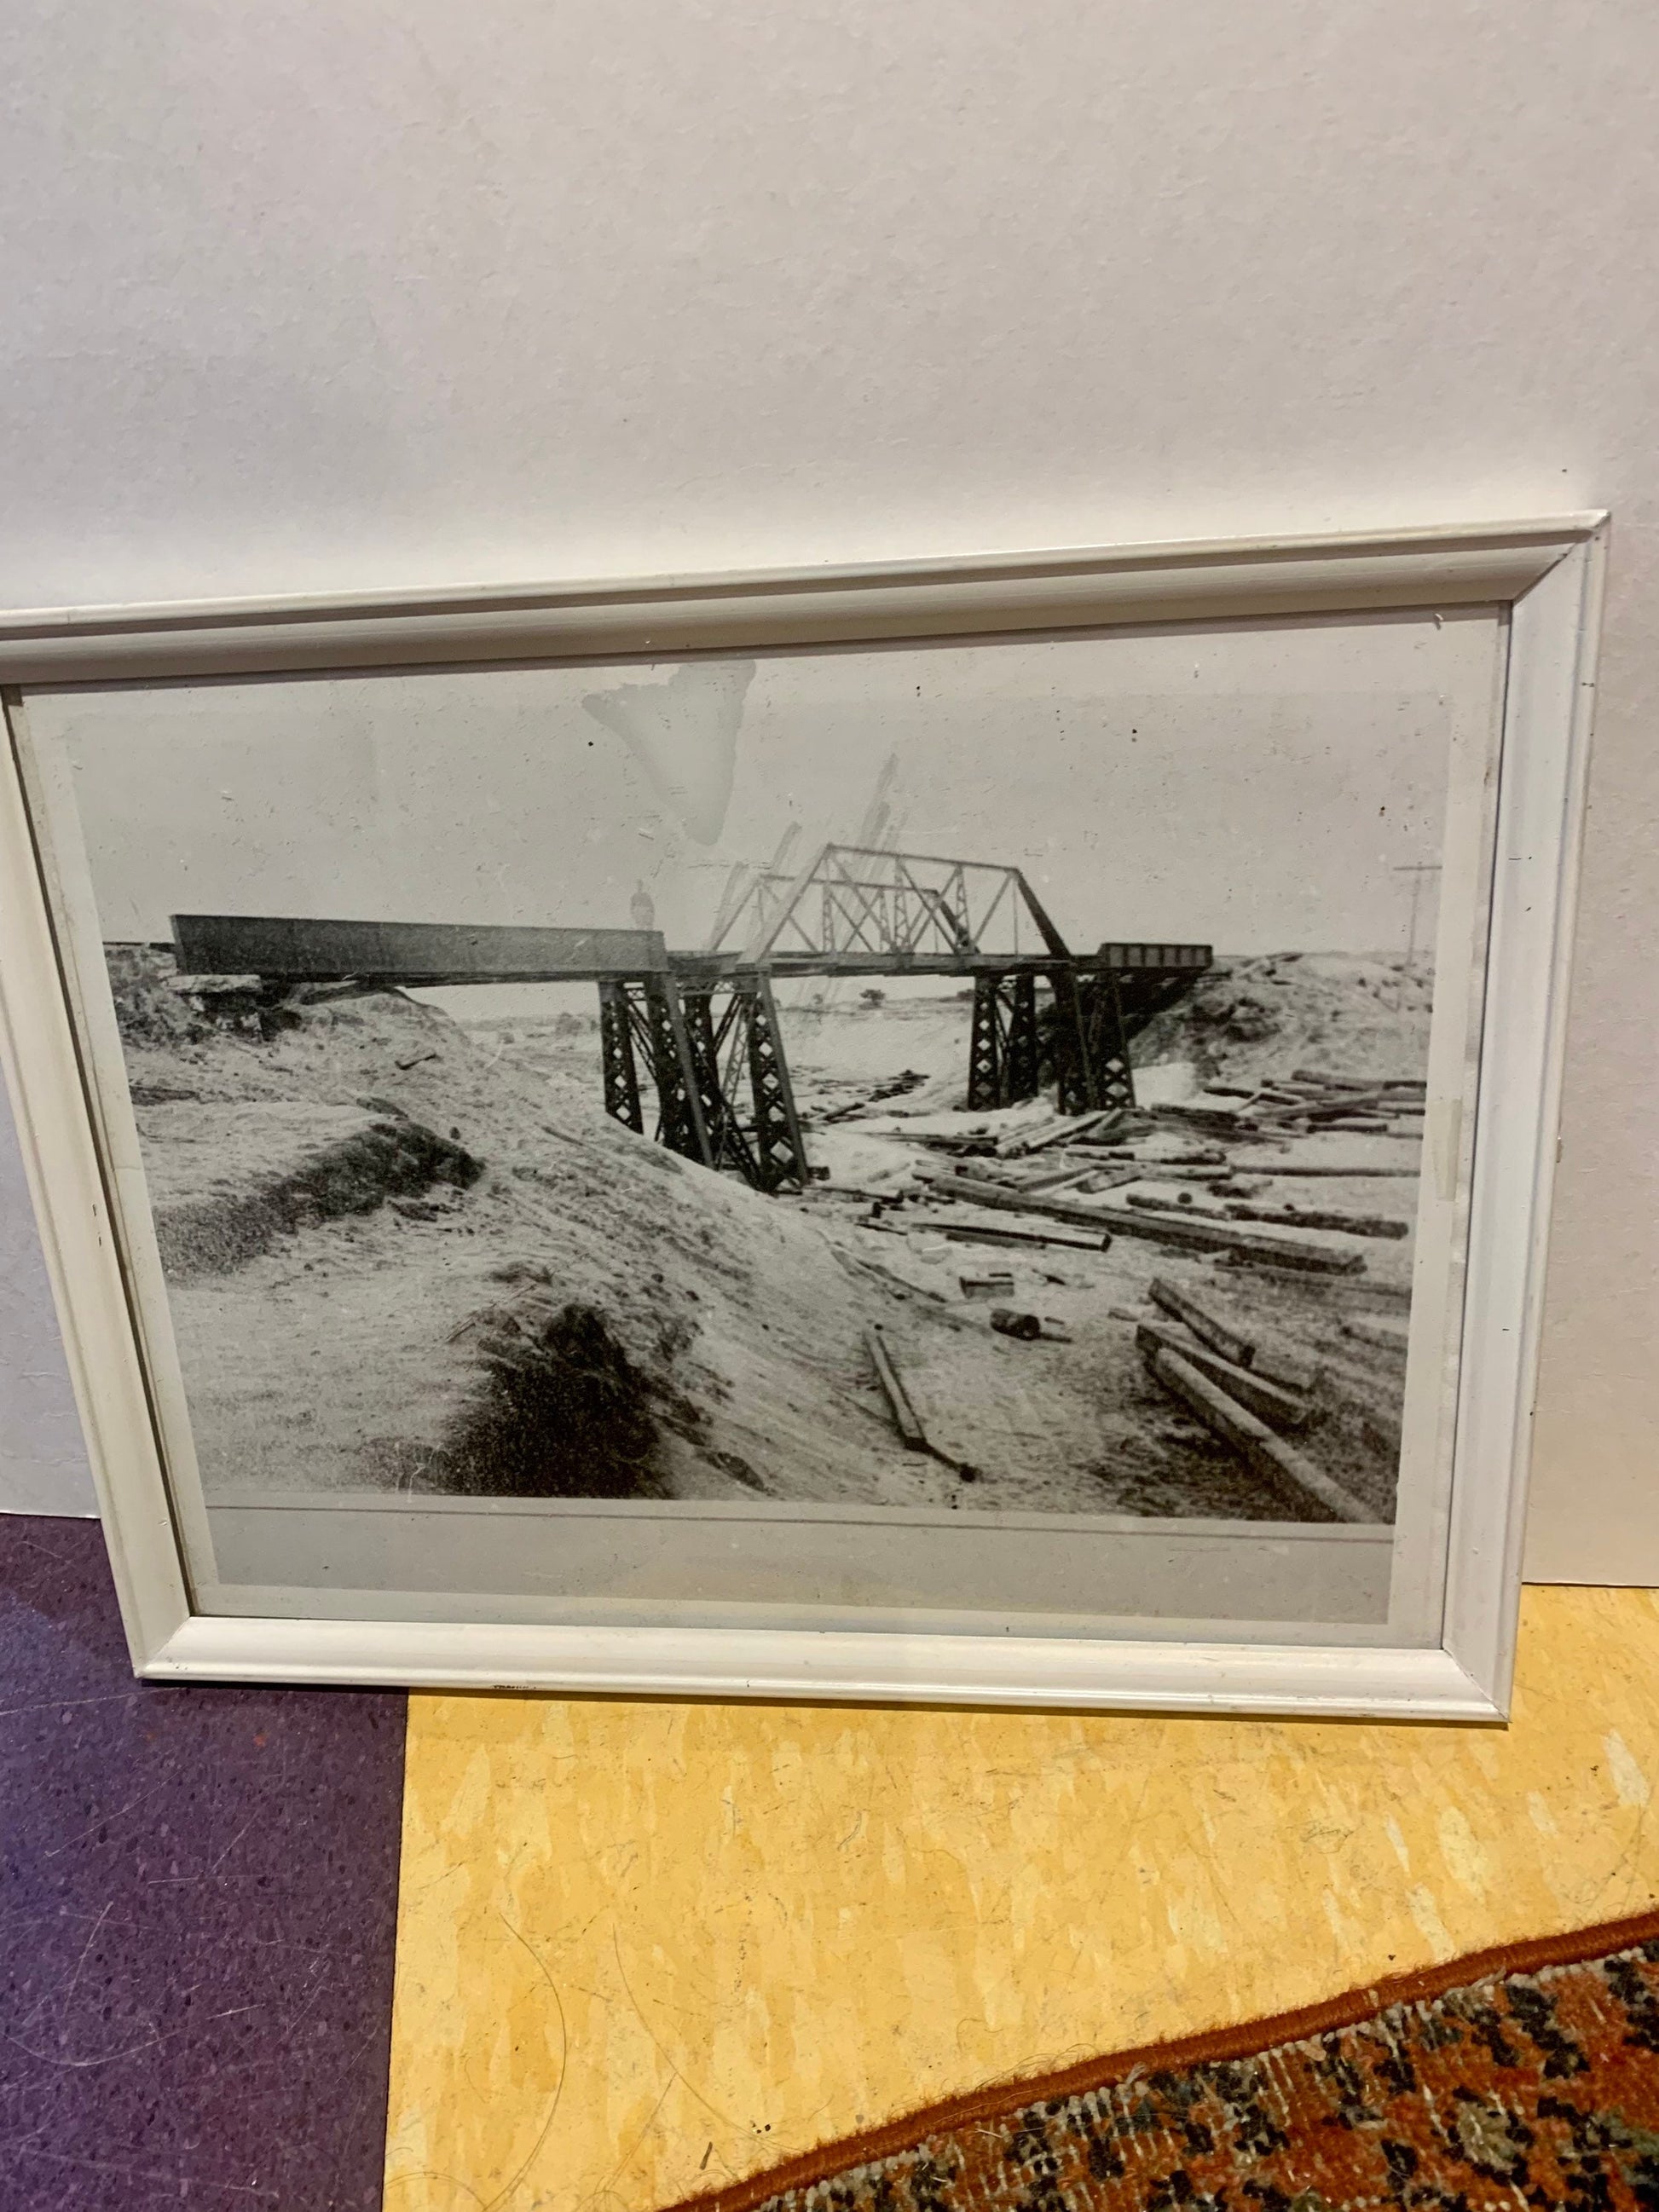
1146 1349 1372 1523
922 1166 1366 1271
1133 1320 1311 1430
931 1218 1113 1254
1009 1107 1124 1157
864 1325 929 1450
1150 1275 1317 1389
1120 1146 1228 1167
1148 1276 1255 1366
1151 1102 1251 1133
1252 1097 1391 1130
959 1269 1015 1300
842 1250 952 1305
1229 1162 1420 1178
822 1071 929 1123
1209 1253 1413 1302
1092 1158 1239 1176
1341 1313 1411 1354
919 1168 1137 1221
1223 1199 1408 1240
1126 1191 1230 1219
1096 1203 1367 1272
951 1159 1028 1188
1015 1160 1103 1194
1292 1069 1425 1094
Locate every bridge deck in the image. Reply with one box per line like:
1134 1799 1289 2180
170 915 1212 987
669 944 1211 983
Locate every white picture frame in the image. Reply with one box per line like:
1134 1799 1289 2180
0 515 1607 1717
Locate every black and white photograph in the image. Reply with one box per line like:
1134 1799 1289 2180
32 609 1479 1574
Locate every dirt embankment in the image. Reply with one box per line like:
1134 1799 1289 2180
1135 952 1431 1086
113 954 987 1509
146 1104 480 1279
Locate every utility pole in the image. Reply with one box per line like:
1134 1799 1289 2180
1395 863 1442 974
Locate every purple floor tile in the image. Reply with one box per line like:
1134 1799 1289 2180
1 1517 406 2211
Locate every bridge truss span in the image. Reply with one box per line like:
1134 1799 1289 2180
169 858 1211 1194
714 844 1071 968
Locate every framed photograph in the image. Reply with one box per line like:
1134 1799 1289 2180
0 517 1605 1716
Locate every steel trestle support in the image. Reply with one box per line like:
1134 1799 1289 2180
967 971 1042 1111
1048 964 1136 1115
598 973 808 1192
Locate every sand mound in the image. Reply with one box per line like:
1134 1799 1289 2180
115 956 980 1506
440 1278 662 1499
1134 952 1432 1087
143 1103 481 1279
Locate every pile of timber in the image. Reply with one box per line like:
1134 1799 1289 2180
1153 1069 1427 1145
913 1164 1367 1273
910 1107 1143 1164
1247 1070 1426 1137
813 1071 931 1126
1124 1189 1408 1241
1124 1278 1372 1523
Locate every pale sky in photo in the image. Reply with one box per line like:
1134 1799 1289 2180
35 609 1495 970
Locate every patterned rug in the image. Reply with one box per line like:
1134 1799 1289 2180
669 1910 1659 2212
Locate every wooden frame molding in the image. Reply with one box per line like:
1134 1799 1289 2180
0 515 1609 1714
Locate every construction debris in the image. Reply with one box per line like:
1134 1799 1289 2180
1147 1276 1256 1367
1341 1313 1412 1354
930 1220 1113 1254
864 1323 929 1450
1125 1189 1407 1240
1133 1320 1311 1431
989 1308 1072 1343
917 1170 1124 1238
791 1006 1420 1519
1006 1107 1127 1157
1225 1199 1408 1240
818 1070 930 1123
1148 1276 1316 1390
1209 1253 1413 1303
1226 1161 1420 1178
1094 1201 1367 1273
1145 1348 1373 1523
1292 1068 1426 1094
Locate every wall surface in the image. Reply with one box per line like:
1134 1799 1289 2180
2 1 1656 1563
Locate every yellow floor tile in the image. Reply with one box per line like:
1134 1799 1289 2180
383 1585 1659 2212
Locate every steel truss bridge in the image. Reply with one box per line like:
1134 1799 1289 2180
171 847 1211 1194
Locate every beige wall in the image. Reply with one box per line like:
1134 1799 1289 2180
2 2 1654 1568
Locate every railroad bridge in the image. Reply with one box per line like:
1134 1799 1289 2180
171 846 1211 1195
